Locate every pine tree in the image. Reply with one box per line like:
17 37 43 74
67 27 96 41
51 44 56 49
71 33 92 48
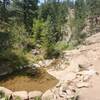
73 0 87 43
86 0 100 16
11 0 38 33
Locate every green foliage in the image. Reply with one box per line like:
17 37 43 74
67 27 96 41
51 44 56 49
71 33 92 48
0 91 5 98
10 23 26 48
73 0 87 43
41 16 60 58
35 96 41 100
55 41 68 51
0 91 9 100
1 0 98 71
86 0 100 16
32 17 60 58
0 24 28 69
32 19 45 45
0 32 12 51
15 96 21 100
38 1 68 41
0 49 28 68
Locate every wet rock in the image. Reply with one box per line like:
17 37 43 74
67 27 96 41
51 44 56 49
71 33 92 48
0 66 13 77
0 87 12 98
38 59 54 67
29 91 43 100
12 91 28 100
0 72 8 76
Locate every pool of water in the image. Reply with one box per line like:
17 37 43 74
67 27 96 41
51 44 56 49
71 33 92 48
0 71 58 92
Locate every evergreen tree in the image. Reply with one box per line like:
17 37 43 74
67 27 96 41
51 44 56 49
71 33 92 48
86 0 100 16
11 0 38 33
73 0 87 43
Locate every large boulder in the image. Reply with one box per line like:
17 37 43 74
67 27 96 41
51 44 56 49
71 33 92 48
29 91 43 100
12 91 28 100
0 87 12 98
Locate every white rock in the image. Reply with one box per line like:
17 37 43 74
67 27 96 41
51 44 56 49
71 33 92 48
77 69 96 76
83 75 90 81
33 64 41 68
56 82 62 88
76 82 89 88
0 87 12 98
29 91 43 100
38 59 54 67
87 69 96 76
12 91 28 100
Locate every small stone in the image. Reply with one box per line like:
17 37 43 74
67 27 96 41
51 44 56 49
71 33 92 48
29 91 43 100
32 64 41 68
76 82 89 88
38 59 54 67
56 82 61 88
83 75 90 81
66 90 72 95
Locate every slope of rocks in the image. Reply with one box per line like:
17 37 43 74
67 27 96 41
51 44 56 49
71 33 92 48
45 32 100 100
0 32 100 100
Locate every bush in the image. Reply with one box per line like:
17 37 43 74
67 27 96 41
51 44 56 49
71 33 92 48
10 23 27 49
0 49 28 69
44 47 60 59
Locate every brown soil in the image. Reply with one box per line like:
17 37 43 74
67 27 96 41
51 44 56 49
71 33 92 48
0 71 58 92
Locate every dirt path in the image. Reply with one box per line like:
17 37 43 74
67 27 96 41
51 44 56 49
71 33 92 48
78 33 100 100
79 59 100 100
67 32 100 100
